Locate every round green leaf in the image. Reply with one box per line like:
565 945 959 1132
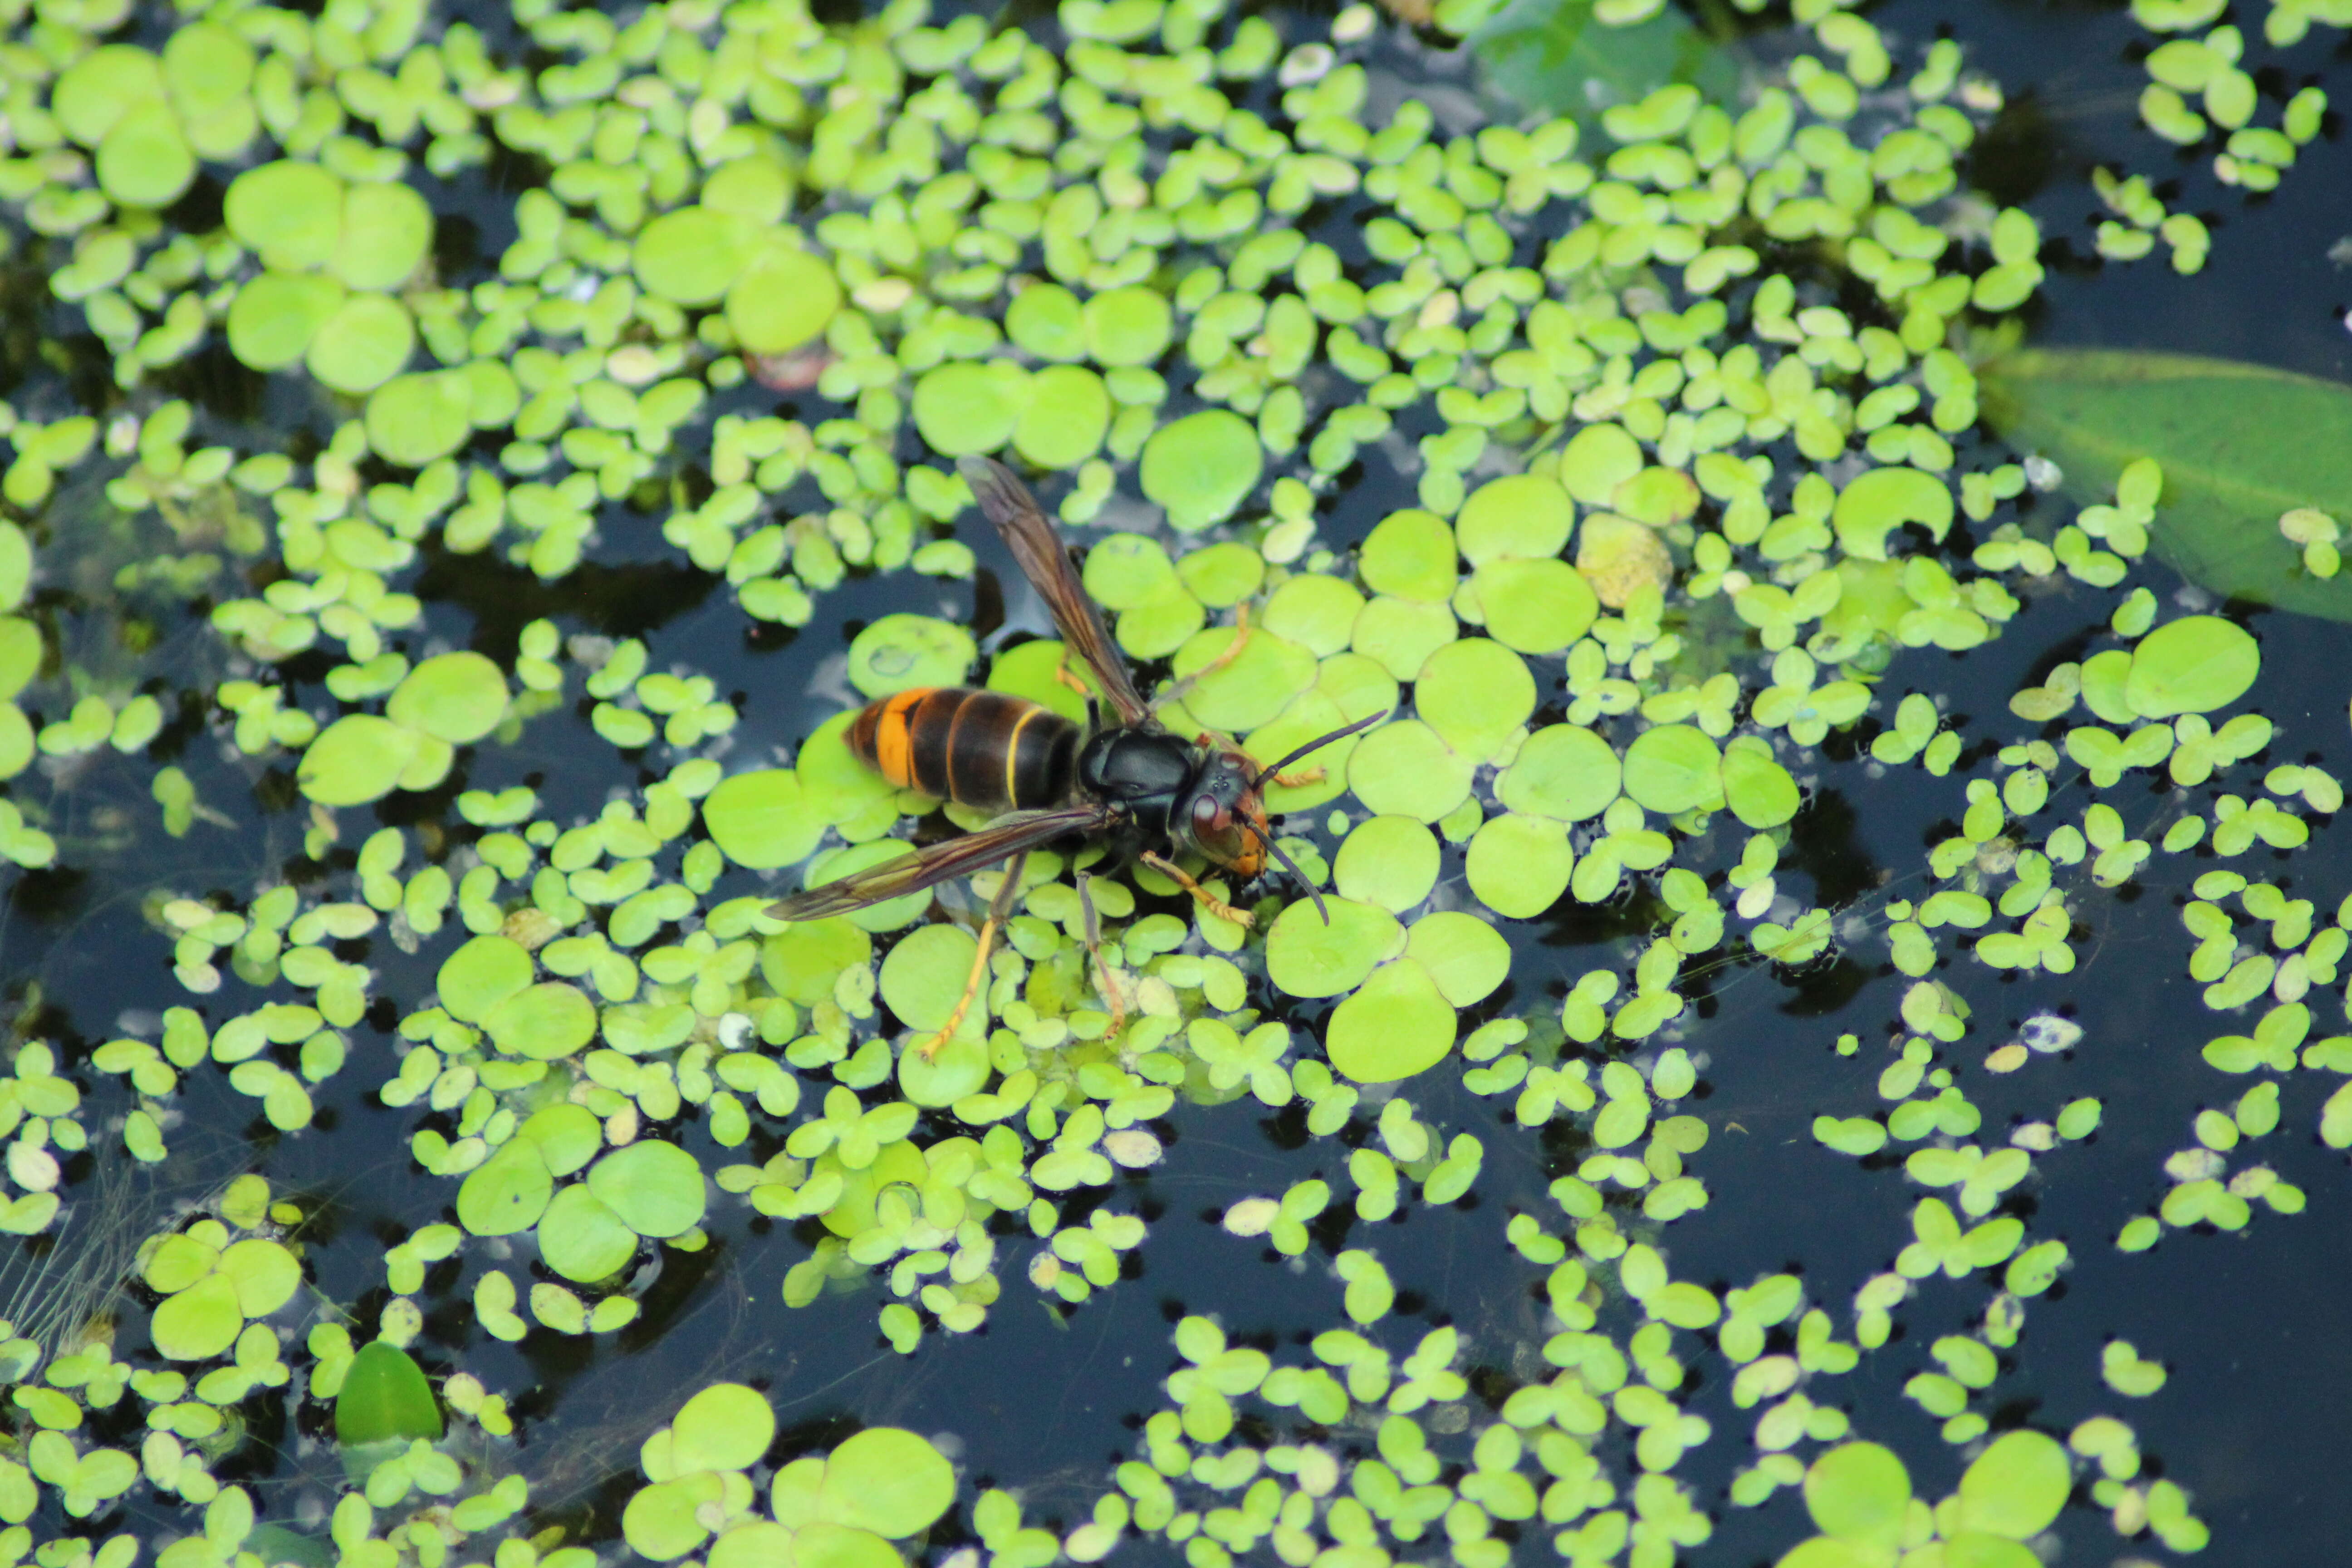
517 1102 604 1178
457 1138 554 1236
1082 535 1178 610
726 243 842 354
670 1383 775 1473
1013 365 1111 468
1007 283 1085 361
1347 720 1472 824
95 103 195 209
709 1523 797 1568
1622 724 1725 814
1457 474 1574 565
1415 637 1535 761
764 918 875 1004
364 371 475 467
1833 466 1955 561
1497 724 1620 822
701 155 792 223
163 23 255 117
879 923 984 1035
1803 1441 1910 1548
537 1183 640 1284
633 205 751 304
151 1274 242 1361
305 293 414 393
1471 559 1597 654
2123 615 2259 718
1465 813 1572 918
1168 626 1316 733
704 769 826 870
227 271 347 371
218 1237 301 1317
334 1342 444 1446
912 361 1029 456
1249 692 1376 815
1326 957 1456 1084
387 652 509 744
143 1233 217 1295
1559 423 1644 507
1140 410 1260 532
1176 542 1264 608
848 614 976 699
1261 574 1367 657
818 1428 956 1537
1333 818 1440 914
1405 911 1510 1006
439 935 533 1023
790 1525 901 1568
0 703 29 781
1937 1536 2041 1568
225 160 344 272
297 715 420 806
1769 1540 1888 1568
332 181 433 292
1083 284 1173 366
622 1473 724 1562
1350 596 1457 682
1265 897 1402 999
899 1031 990 1107
483 982 598 1060
0 524 28 612
1722 736 1800 828
1358 510 1458 603
1955 1430 2072 1539
54 44 163 146
586 1141 706 1239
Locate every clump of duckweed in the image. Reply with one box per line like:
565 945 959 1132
0 0 2340 1558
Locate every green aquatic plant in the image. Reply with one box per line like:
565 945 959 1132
0 0 2342 1556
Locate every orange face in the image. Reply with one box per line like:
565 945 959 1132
1173 747 1268 877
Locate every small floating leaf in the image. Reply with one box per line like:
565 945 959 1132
632 204 752 304
670 1383 774 1472
1955 1429 2072 1539
704 769 827 870
587 1141 707 1239
848 614 976 698
818 1428 956 1537
727 244 840 353
1267 898 1402 999
537 1183 639 1283
297 715 418 806
334 1343 443 1446
2123 614 2259 717
1803 1441 1910 1549
1141 410 1260 532
387 652 509 744
1326 958 1456 1084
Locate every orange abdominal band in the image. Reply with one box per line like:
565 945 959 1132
868 687 928 789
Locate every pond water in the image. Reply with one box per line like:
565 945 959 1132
0 0 2348 1565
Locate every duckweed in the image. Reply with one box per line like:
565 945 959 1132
0 0 2326 1558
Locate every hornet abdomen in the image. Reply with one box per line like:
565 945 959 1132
848 686 1081 814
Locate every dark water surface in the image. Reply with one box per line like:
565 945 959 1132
6 0 2352 1565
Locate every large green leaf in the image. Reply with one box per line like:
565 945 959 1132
334 1341 444 1446
1472 0 1740 118
1980 347 2352 622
